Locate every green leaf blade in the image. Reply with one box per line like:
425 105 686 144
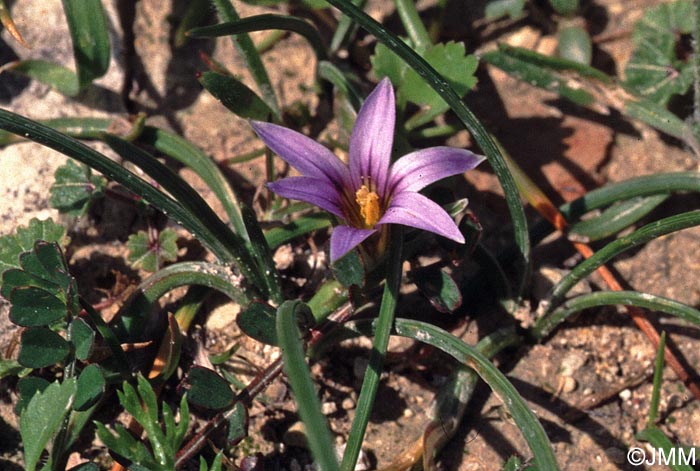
20 378 77 471
18 327 71 368
61 0 111 88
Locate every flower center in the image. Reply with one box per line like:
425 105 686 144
355 184 381 227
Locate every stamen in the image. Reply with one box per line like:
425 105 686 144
355 185 381 227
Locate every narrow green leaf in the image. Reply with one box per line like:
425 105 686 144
341 228 403 471
80 300 130 378
317 61 363 111
623 98 692 141
186 367 234 410
237 301 278 345
174 0 213 48
209 0 281 120
241 204 282 303
569 194 669 241
61 0 111 88
546 210 700 311
264 212 333 249
74 364 105 411
0 111 243 266
9 287 66 327
137 126 247 241
532 290 700 340
355 319 558 469
199 71 274 121
18 327 70 368
69 318 95 361
636 427 695 471
306 279 348 323
7 60 80 96
648 331 665 426
101 134 263 288
277 301 339 471
481 49 596 106
558 172 700 223
189 14 328 61
20 378 77 471
394 0 431 50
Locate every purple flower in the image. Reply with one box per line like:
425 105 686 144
251 78 485 263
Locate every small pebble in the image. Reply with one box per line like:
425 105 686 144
561 376 577 394
322 401 337 415
619 389 632 401
341 397 356 410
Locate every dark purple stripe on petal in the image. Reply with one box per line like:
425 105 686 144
251 121 351 188
349 78 395 195
388 147 485 194
330 225 376 263
268 177 345 219
378 191 465 243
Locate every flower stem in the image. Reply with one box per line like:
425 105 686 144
340 227 403 471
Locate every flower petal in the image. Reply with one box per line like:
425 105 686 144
268 177 344 218
349 78 395 195
388 147 485 194
251 121 350 187
330 225 376 263
378 192 465 243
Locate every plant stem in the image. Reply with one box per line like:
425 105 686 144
394 0 431 50
340 228 403 471
693 0 700 134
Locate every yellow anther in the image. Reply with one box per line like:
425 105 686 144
355 185 381 227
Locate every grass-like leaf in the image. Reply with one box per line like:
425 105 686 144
568 194 669 242
636 426 695 471
277 301 339 471
546 210 700 311
533 290 700 340
209 0 281 120
189 14 328 61
353 319 558 469
341 228 403 471
199 71 275 121
61 0 110 89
